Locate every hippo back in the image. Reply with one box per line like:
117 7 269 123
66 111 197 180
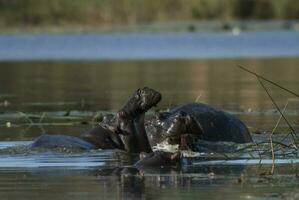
166 103 252 143
31 134 95 150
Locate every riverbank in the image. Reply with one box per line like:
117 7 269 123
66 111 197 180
1 0 299 34
1 20 299 34
1 0 299 31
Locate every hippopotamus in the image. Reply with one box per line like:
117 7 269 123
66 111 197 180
130 102 253 168
152 102 252 149
31 87 161 153
30 87 252 168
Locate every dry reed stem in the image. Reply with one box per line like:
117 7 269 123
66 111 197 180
38 112 46 133
194 92 203 103
237 65 299 98
17 111 46 133
269 100 289 174
238 64 299 146
256 77 298 147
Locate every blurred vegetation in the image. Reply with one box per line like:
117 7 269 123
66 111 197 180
0 0 299 29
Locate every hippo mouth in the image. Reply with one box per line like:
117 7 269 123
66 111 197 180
138 87 162 111
119 87 162 118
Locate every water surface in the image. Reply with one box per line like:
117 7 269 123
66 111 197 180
1 31 299 199
1 58 299 139
0 31 299 61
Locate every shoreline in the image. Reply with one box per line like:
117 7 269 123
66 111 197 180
1 20 299 34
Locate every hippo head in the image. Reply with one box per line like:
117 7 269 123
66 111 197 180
139 87 162 110
118 87 162 119
162 111 204 137
116 87 161 135
114 87 161 153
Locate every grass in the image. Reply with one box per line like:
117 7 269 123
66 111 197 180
0 0 299 31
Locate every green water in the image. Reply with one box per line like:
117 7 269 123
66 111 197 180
1 58 299 139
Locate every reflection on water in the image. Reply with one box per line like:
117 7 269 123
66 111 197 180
0 164 298 200
1 58 299 111
1 58 299 138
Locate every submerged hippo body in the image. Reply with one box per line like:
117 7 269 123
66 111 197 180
30 125 126 150
159 103 252 144
30 134 95 150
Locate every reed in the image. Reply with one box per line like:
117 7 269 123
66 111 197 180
237 65 299 152
237 65 299 98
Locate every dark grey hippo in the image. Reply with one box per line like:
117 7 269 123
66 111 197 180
30 88 252 168
155 103 252 146
135 103 252 167
31 87 161 153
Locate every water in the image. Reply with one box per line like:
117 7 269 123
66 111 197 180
0 31 299 61
1 31 299 199
1 58 299 138
0 164 297 200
